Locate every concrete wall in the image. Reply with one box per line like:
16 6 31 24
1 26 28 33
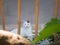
0 0 60 25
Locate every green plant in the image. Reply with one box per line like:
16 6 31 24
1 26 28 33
34 18 60 43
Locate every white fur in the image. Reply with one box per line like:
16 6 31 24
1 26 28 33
11 21 33 41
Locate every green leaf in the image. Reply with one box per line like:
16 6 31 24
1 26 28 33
34 18 60 43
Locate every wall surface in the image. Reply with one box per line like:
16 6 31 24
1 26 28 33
0 0 60 25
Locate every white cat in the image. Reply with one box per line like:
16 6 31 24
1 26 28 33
11 21 33 41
